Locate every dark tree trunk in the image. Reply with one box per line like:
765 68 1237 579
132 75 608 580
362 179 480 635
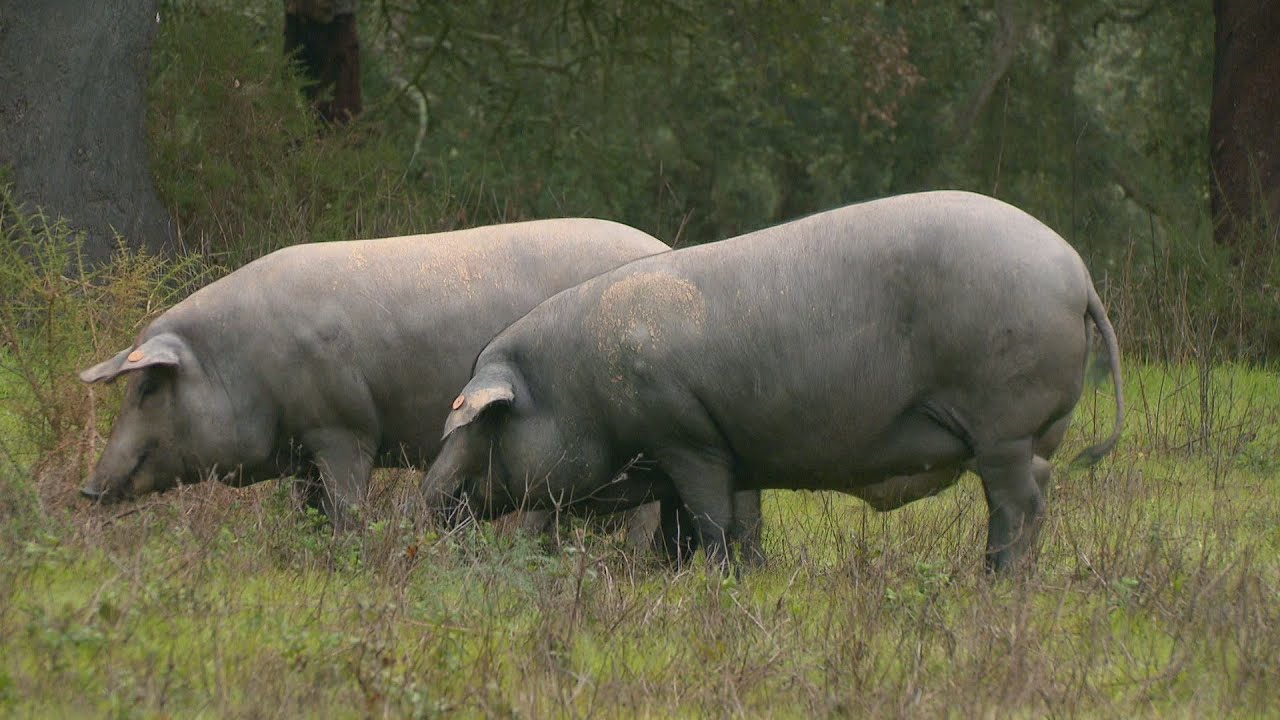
1210 0 1280 257
0 0 174 262
284 2 362 124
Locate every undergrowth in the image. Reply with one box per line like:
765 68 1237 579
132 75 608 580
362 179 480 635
1106 214 1280 365
0 183 211 536
147 3 468 266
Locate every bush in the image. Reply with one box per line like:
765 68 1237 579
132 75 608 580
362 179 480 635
1107 215 1280 366
149 2 461 265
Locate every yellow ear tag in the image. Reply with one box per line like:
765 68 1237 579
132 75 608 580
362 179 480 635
451 395 466 410
127 350 145 362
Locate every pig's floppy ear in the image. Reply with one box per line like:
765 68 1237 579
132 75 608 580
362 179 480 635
79 333 185 384
442 366 517 440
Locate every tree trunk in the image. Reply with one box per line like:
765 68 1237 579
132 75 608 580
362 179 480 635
1210 0 1280 258
951 0 1027 147
0 0 174 262
284 1 362 124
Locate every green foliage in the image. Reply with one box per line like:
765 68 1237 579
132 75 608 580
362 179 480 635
370 1 925 243
145 1 1274 358
149 2 460 265
1106 213 1280 364
363 0 1262 356
359 0 1216 251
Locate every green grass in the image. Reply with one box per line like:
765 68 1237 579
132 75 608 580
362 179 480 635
3 363 1278 717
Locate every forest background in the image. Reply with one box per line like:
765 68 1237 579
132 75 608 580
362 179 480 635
145 0 1277 364
5 0 1277 363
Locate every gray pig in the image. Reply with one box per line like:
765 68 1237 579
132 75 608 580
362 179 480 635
79 219 670 532
423 191 1125 572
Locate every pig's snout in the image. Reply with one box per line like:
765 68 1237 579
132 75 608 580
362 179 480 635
420 472 474 528
79 471 129 504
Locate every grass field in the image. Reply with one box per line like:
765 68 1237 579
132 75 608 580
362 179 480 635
2 361 1277 717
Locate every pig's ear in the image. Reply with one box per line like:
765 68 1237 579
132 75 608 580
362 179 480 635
79 333 185 384
442 365 518 439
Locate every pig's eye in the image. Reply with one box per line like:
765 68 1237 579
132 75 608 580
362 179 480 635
136 374 162 401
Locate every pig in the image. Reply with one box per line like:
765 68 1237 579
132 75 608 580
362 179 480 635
79 219 671 532
422 191 1125 572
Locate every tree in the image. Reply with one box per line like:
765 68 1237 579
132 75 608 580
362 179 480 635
371 1 922 242
1210 0 1280 257
0 0 173 262
285 0 363 123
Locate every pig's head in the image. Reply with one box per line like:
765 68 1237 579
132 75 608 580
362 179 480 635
79 332 235 503
422 360 602 526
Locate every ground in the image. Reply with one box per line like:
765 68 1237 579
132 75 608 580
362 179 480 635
2 362 1277 716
